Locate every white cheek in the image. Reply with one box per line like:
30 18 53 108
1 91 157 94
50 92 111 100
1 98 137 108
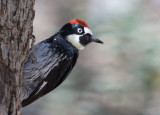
67 27 93 50
84 27 93 35
67 34 84 50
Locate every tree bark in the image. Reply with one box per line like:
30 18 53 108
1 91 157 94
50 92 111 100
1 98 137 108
0 0 35 114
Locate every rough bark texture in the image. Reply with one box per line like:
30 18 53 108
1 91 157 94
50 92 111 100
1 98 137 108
0 0 35 114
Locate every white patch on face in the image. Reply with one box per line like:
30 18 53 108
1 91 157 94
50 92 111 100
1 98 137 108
67 27 93 50
84 27 93 35
67 34 84 50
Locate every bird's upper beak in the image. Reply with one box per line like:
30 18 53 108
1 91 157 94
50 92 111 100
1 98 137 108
91 36 103 44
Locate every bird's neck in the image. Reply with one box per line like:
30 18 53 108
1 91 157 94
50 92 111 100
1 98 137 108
48 33 79 54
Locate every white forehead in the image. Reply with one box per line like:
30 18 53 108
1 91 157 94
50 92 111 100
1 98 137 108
84 27 93 35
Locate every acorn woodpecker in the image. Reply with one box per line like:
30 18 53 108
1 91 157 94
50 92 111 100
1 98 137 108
22 19 103 107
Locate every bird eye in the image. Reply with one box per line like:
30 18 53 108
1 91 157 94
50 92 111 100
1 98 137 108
77 28 83 33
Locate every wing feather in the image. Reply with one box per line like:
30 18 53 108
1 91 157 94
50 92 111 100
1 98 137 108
22 37 79 107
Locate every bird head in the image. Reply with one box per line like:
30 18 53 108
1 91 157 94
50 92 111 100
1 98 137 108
59 19 103 50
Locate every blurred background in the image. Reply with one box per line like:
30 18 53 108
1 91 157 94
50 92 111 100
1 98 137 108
23 0 160 115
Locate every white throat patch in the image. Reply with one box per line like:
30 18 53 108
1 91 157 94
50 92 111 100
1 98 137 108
67 34 84 50
67 27 93 50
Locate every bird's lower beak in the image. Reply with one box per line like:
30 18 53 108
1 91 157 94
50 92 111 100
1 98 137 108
91 36 103 44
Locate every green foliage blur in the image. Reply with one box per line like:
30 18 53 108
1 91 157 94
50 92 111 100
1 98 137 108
23 0 160 115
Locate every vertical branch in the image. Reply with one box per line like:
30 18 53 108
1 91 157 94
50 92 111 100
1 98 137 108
0 0 35 114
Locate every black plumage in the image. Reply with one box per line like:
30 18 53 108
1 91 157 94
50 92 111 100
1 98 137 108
22 34 78 107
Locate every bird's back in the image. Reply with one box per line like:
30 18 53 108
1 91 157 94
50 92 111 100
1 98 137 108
22 34 78 107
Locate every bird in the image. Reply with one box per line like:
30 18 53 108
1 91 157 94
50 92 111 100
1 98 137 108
22 19 103 107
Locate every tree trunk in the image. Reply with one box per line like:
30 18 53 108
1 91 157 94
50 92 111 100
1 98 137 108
0 0 35 114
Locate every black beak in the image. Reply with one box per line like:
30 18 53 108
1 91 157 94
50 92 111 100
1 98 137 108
91 36 103 44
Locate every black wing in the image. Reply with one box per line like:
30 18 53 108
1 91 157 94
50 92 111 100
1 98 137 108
22 37 78 107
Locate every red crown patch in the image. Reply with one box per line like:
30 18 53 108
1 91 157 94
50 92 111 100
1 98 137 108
68 19 89 28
